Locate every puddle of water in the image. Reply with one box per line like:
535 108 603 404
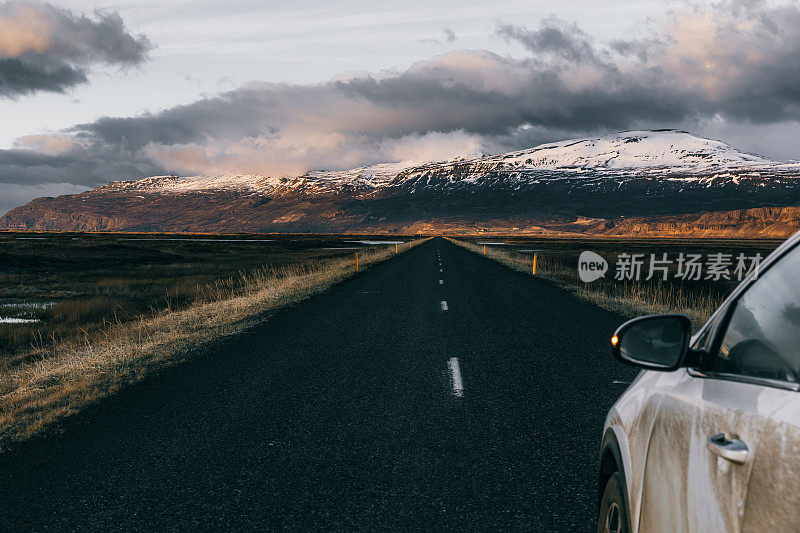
119 238 275 242
0 301 55 310
0 301 54 323
0 317 41 324
346 240 405 245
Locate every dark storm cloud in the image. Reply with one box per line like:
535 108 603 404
70 84 287 150
331 50 695 135
0 144 163 185
5 0 800 207
495 17 599 64
0 57 86 96
0 1 152 98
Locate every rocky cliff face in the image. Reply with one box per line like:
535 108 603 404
3 130 800 237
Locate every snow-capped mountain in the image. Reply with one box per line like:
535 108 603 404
97 130 792 196
482 129 776 169
3 130 800 236
102 162 411 195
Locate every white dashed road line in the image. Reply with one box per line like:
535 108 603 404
439 280 443 285
448 357 464 397
440 301 448 311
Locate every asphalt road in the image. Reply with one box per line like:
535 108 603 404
0 237 638 531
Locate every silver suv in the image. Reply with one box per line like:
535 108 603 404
597 232 800 532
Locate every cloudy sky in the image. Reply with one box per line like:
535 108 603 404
2 0 800 214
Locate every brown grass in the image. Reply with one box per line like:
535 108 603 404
0 239 427 446
448 238 724 328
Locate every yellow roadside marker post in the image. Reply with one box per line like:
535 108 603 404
532 254 537 275
483 244 486 255
355 252 359 272
395 243 398 254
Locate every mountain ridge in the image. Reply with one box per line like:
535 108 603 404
95 130 790 196
3 130 800 237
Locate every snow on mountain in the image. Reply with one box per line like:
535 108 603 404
104 174 299 194
487 130 776 170
101 130 792 195
7 131 800 235
101 162 411 195
302 162 409 187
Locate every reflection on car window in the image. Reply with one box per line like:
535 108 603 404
711 245 800 383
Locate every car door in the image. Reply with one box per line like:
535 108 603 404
741 395 800 531
637 371 788 531
718 244 800 532
638 242 800 532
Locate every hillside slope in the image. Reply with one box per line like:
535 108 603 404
3 130 800 236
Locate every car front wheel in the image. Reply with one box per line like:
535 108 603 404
597 471 630 533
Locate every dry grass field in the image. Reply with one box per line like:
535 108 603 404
0 234 410 358
0 233 425 445
449 236 782 328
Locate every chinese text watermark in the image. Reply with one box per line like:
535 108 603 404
578 251 762 283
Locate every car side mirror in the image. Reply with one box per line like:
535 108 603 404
611 314 692 371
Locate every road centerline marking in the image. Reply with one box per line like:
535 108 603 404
440 300 448 311
448 357 464 397
439 279 443 284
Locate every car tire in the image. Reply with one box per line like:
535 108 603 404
597 471 630 533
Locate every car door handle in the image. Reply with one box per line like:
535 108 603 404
707 433 749 464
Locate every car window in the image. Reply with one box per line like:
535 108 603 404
710 245 800 384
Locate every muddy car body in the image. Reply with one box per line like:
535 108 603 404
598 231 800 532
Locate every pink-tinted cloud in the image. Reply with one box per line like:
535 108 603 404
0 1 152 98
0 4 51 57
